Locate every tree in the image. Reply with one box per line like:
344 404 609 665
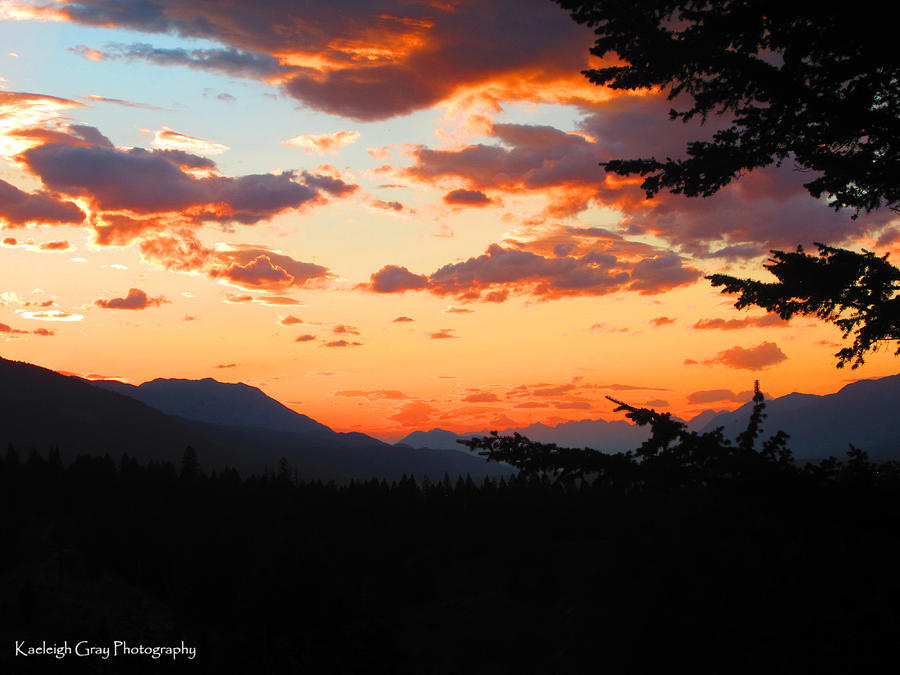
709 244 900 367
556 0 900 214
557 1 900 364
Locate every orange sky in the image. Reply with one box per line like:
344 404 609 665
1 1 898 441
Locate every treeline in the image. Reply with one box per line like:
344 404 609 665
2 393 900 674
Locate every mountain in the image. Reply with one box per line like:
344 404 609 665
0 356 227 467
399 417 651 453
0 357 511 481
92 377 336 438
697 374 900 460
398 374 900 461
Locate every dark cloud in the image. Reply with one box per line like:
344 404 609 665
97 43 282 78
368 243 698 302
333 324 359 335
429 329 457 339
370 265 430 293
21 143 356 231
294 334 316 342
53 0 595 121
409 124 602 193
0 178 85 227
215 247 332 290
391 316 414 323
94 287 167 309
650 316 676 326
443 189 491 206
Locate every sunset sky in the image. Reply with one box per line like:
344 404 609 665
1 0 898 441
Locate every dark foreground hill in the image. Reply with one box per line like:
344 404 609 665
0 357 509 481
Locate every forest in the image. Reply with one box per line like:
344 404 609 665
3 391 900 674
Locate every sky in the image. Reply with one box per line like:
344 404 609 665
1 0 898 442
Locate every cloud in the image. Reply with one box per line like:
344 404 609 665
94 287 167 309
279 315 303 326
81 94 166 110
38 240 70 251
0 323 27 334
334 390 409 400
18 310 83 322
0 178 85 226
370 199 404 211
92 42 282 78
692 315 790 330
2 236 72 252
332 324 359 335
391 316 414 322
650 316 676 326
44 0 600 121
323 339 362 347
694 342 788 371
370 265 430 293
462 390 500 403
687 390 740 404
294 334 316 342
388 401 438 426
443 188 491 206
282 131 359 155
429 329 457 339
554 400 592 410
599 383 669 392
214 363 237 369
150 127 229 155
367 243 699 302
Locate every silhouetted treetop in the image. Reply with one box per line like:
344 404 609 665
709 244 900 368
557 1 900 214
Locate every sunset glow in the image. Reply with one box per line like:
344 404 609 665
2 0 898 442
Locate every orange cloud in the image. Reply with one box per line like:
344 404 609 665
691 342 788 371
282 130 360 154
94 288 167 310
692 315 790 330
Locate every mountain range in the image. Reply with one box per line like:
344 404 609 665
398 373 900 461
0 357 510 481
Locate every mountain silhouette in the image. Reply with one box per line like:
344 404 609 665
398 417 652 453
0 356 224 466
697 374 900 460
92 377 335 437
0 357 511 480
399 374 900 461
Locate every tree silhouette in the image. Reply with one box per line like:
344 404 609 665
709 244 900 367
557 1 900 357
556 1 900 214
